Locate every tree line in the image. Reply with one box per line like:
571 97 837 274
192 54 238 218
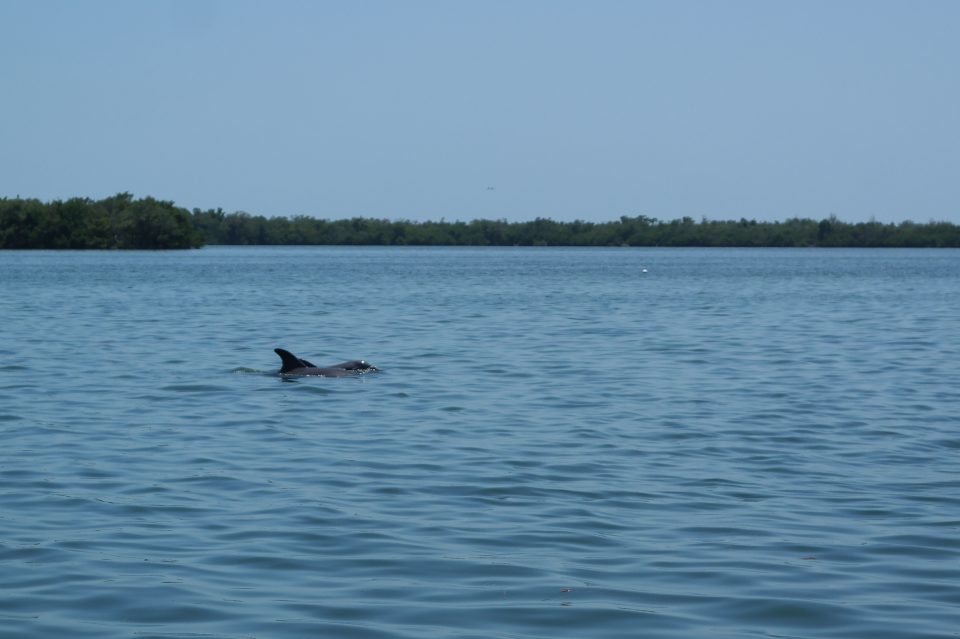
0 193 202 249
193 210 960 248
3 193 959 249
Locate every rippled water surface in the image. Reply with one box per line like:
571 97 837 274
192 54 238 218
1 246 959 638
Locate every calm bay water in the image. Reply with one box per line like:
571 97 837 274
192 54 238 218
1 246 959 638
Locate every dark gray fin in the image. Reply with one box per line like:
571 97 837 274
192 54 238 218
274 348 305 373
298 358 318 368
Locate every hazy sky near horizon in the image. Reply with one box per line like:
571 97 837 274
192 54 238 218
2 0 958 223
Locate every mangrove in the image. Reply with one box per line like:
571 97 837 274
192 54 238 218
2 194 959 249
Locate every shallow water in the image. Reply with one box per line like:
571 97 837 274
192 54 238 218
1 246 959 638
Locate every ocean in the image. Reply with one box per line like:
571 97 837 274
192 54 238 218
1 246 958 638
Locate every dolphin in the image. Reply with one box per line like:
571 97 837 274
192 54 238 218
274 348 379 377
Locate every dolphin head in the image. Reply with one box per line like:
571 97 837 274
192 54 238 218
338 359 379 372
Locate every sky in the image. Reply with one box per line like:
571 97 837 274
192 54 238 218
1 0 958 224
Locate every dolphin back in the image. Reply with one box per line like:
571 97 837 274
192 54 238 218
274 347 379 376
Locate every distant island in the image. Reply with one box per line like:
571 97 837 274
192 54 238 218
2 193 959 249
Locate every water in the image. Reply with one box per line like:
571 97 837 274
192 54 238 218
1 246 958 639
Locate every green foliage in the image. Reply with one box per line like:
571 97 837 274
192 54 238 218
3 194 959 248
0 193 202 249
193 211 960 248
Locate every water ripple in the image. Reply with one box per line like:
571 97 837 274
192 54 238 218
1 247 959 638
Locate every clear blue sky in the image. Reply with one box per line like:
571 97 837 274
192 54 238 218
2 0 958 223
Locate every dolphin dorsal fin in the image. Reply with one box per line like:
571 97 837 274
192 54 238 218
274 348 306 373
